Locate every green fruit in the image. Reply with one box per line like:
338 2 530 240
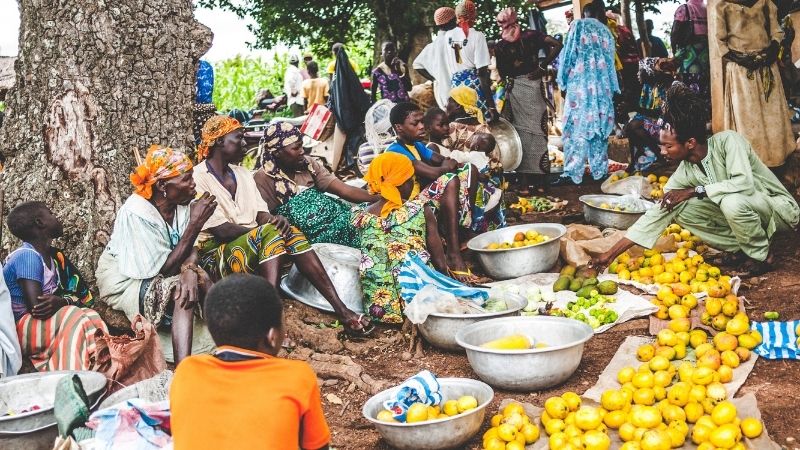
553 276 571 292
597 280 619 295
560 265 577 277
764 311 780 320
576 266 598 279
576 286 595 299
582 277 599 287
569 278 584 292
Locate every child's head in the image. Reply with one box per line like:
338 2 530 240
423 107 450 141
307 60 319 77
7 201 63 242
205 274 284 355
468 132 496 155
390 102 425 142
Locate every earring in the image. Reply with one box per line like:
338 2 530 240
163 190 167 198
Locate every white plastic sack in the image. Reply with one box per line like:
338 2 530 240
404 285 484 324
601 170 653 198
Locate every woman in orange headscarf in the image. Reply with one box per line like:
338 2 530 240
352 153 448 324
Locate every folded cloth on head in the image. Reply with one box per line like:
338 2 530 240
382 370 443 421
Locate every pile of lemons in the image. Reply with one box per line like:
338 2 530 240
539 393 612 450
482 402 541 450
377 395 478 424
646 173 670 199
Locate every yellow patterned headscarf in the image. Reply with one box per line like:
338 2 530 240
363 153 415 218
197 115 243 161
450 85 485 124
130 145 193 199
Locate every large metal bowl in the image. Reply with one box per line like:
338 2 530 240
362 377 494 450
280 243 364 314
0 371 107 435
490 117 523 171
467 223 566 280
579 194 651 230
418 293 526 351
455 316 593 391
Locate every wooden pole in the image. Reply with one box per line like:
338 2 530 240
573 0 583 19
708 0 723 132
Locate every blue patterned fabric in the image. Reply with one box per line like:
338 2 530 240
557 19 620 184
451 69 491 120
751 320 800 360
195 60 214 104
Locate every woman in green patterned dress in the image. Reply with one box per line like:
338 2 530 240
352 152 448 324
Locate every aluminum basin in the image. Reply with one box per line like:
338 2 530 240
418 293 526 352
0 371 107 435
362 377 493 450
280 243 364 314
467 223 566 280
579 194 651 230
455 316 593 391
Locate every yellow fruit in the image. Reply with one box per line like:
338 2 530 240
667 427 687 448
737 333 759 350
689 329 708 348
653 385 667 402
443 400 459 417
634 388 656 405
641 429 672 450
618 366 636 384
684 402 705 423
735 346 751 362
484 437 506 450
544 418 565 436
505 440 525 450
689 384 707 403
697 350 722 371
520 423 541 444
503 412 525 431
721 350 741 368
740 417 763 438
677 362 694 383
548 432 568 449
562 391 582 412
583 429 611 450
574 406 603 431
709 423 740 449
654 345 677 361
657 329 678 347
667 318 691 334
667 382 691 406
662 404 686 423
544 396 569 420
705 297 722 316
653 370 673 388
726 316 750 336
673 343 687 360
601 389 627 411
427 405 440 420
633 372 655 389
637 344 656 362
498 423 518 442
691 367 715 386
502 402 525 418
711 401 737 426
695 342 714 358
681 294 699 310
603 409 626 429
646 354 669 372
706 382 728 404
377 410 397 422
481 334 531 350
489 413 504 427
721 299 739 317
668 305 688 320
692 424 713 444
631 405 662 428
457 395 478 413
540 410 552 425
619 422 637 442
406 403 429 423
714 332 739 352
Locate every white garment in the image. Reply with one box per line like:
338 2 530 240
447 150 491 170
284 64 305 106
413 28 491 107
0 269 22 378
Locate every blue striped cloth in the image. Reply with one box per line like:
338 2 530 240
397 253 489 305
382 370 443 422
751 320 800 360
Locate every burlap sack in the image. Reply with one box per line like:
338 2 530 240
94 315 166 394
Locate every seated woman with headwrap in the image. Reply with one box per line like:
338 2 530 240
254 121 378 248
193 115 373 337
352 153 448 324
443 85 494 152
96 145 218 364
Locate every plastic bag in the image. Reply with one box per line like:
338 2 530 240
601 170 652 198
382 370 443 422
404 286 482 324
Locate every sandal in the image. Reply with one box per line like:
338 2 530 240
343 314 375 338
448 268 492 287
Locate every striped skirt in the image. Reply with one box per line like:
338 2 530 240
16 306 108 372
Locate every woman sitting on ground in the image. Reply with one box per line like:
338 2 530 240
193 115 373 337
4 201 108 371
443 86 494 152
96 145 218 364
254 121 378 248
352 153 448 324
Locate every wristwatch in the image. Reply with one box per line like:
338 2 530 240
694 185 707 199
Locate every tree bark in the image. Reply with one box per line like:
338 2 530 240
0 0 212 282
620 0 633 29
634 0 651 57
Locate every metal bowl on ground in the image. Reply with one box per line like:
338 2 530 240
579 194 651 230
280 243 364 314
418 293 526 352
489 117 523 171
455 316 593 391
0 370 107 435
362 378 494 450
466 223 566 280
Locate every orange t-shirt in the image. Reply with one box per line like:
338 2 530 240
170 346 330 450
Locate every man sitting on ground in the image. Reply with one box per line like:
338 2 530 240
171 274 330 450
593 84 799 276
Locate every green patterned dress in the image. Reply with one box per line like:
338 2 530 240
352 200 430 324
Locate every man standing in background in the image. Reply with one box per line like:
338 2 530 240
284 54 305 117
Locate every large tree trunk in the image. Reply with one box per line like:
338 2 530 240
0 0 212 282
371 0 433 85
620 0 633 29
634 0 651 57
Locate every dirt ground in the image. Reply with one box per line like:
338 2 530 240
283 179 800 450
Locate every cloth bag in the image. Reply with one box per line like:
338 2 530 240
397 253 489 305
751 320 800 359
94 315 166 394
382 370 443 422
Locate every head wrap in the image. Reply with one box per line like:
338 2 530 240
449 85 485 124
262 121 303 155
363 152 415 218
197 115 243 161
130 145 193 200
259 121 308 205
455 0 477 36
434 7 456 26
496 7 521 43
365 99 397 146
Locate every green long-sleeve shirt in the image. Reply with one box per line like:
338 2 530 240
626 131 799 249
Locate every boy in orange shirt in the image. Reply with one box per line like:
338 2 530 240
170 274 330 450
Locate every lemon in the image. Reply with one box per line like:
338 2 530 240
740 417 763 438
544 418 565 436
711 401 737 426
618 366 636 384
505 440 525 450
583 429 611 450
562 391 582 411
377 409 396 422
520 422 540 443
456 395 478 413
631 405 662 428
544 396 569 420
490 413 503 427
502 402 525 418
603 410 627 429
709 423 740 448
497 423 518 442
405 403 429 423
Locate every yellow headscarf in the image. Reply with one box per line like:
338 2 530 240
363 153 415 218
196 115 243 161
449 85 485 124
130 145 193 199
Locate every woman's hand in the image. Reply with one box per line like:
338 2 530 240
174 269 199 310
31 295 67 320
269 214 293 238
190 193 217 227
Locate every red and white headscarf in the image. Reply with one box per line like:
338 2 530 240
496 7 521 43
455 0 477 37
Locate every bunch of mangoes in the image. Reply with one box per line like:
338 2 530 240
553 265 619 297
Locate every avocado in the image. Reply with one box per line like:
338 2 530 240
553 276 572 292
569 278 584 292
582 277 599 287
576 266 598 279
597 280 619 295
560 265 577 277
576 286 595 299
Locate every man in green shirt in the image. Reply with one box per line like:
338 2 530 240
594 84 799 276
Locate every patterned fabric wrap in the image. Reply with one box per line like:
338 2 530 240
397 253 489 305
52 249 93 308
198 225 311 280
259 155 314 208
193 103 218 145
372 65 410 103
449 83 486 124
455 0 477 36
505 76 549 174
557 18 620 184
352 199 430 324
418 165 473 229
383 370 443 422
496 7 521 43
140 274 182 329
472 166 507 233
197 115 243 162
631 113 660 172
675 42 710 100
750 320 800 360
195 61 215 104
262 121 303 156
276 188 360 248
130 145 193 200
17 305 108 371
363 152 415 218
